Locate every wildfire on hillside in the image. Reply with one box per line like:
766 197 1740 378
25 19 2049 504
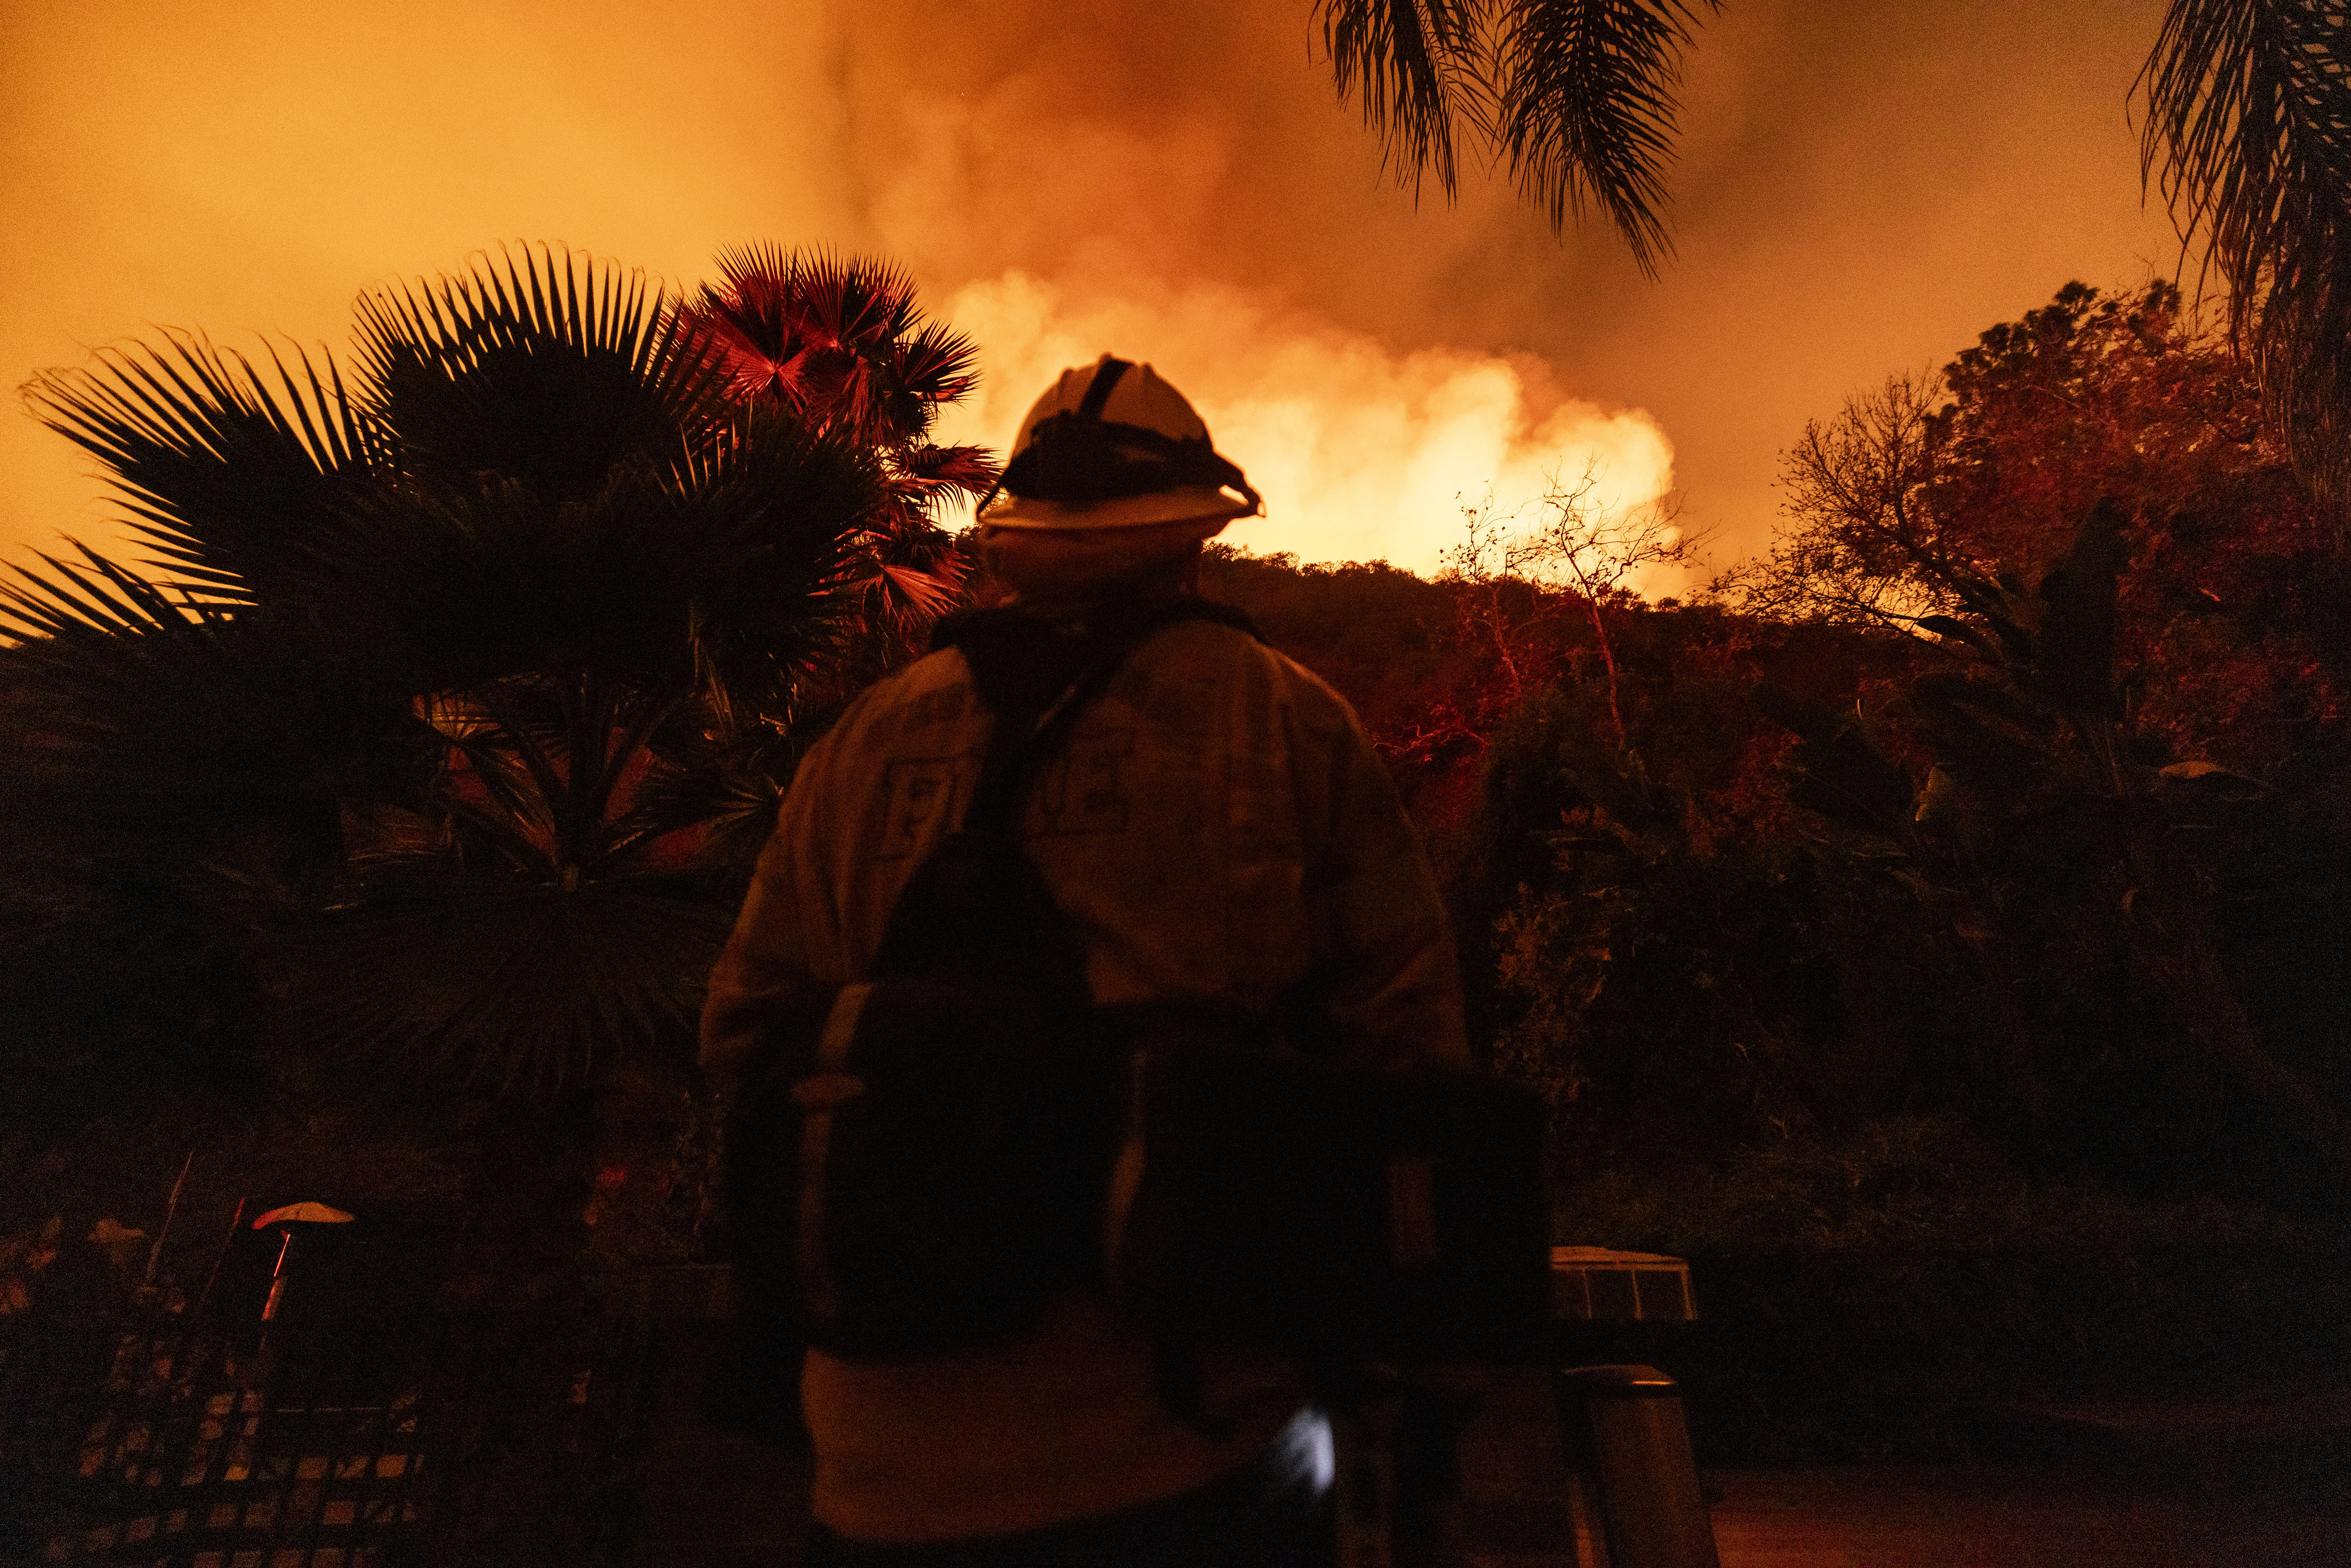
930 271 1676 578
834 0 1679 580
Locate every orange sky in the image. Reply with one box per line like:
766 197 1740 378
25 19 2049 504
2 0 2181 588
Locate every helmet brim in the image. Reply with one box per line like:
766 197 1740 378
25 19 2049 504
978 484 1258 531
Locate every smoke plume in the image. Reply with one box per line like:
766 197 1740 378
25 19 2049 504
1 0 2183 589
934 271 1672 573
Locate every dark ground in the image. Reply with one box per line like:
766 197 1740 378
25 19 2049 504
1698 1461 2348 1568
1460 1366 2351 1567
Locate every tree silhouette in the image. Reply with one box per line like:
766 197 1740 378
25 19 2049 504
2 243 952 1105
1442 466 1698 747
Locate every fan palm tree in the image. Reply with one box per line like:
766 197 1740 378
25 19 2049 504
1 252 987 1544
1317 0 1721 276
3 243 940 1102
2138 0 2351 542
676 246 998 627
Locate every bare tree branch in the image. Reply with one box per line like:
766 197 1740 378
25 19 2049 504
1724 371 1998 638
1443 464 1699 745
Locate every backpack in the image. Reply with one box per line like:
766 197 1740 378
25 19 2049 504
723 596 1551 1371
723 597 1253 1363
1103 1015 1551 1363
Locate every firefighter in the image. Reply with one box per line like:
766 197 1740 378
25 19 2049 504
701 354 1468 1566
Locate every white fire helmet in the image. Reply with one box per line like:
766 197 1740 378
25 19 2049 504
977 354 1262 531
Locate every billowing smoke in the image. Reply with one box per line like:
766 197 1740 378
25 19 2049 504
3 0 2175 586
831 0 1676 577
0 0 1675 586
931 271 1674 574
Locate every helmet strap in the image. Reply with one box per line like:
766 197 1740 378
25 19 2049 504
978 355 1260 519
1074 356 1132 420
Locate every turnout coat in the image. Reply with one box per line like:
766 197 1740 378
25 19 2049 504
700 610 1467 1543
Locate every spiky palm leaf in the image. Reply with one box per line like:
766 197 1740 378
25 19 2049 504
892 441 1001 516
684 246 981 449
276 408 885 708
776 252 936 445
678 244 990 631
22 333 386 602
1 545 428 869
1491 0 1720 276
2140 0 2351 529
423 674 683 880
1317 0 1719 275
6 242 918 1104
676 401 902 716
297 673 757 1096
353 242 727 504
281 658 801 1097
279 874 737 1098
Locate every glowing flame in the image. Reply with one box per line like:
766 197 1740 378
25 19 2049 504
930 272 1676 578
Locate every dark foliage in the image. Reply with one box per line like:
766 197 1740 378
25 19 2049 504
1203 280 2351 1213
674 246 994 629
0 242 976 1124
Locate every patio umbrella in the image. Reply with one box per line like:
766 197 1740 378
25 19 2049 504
252 1202 354 1229
253 1202 354 1321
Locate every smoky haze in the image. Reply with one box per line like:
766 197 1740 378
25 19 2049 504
3 0 2177 588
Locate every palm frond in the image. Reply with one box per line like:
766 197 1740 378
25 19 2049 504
1491 0 1719 276
680 247 978 449
847 530 967 626
675 403 894 718
2139 0 2351 523
711 240 802 298
21 332 385 601
691 243 821 406
279 876 735 1099
1319 0 1488 199
288 472 667 692
436 747 562 877
2 549 427 880
890 322 984 409
789 250 922 351
396 676 728 883
1 543 218 643
279 404 880 698
892 441 1002 509
351 242 723 503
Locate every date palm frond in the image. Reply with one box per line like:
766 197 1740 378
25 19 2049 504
1491 0 1720 277
2139 0 2351 524
1318 0 1488 200
1318 0 1716 273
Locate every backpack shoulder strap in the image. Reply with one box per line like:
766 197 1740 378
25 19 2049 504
862 598 1258 985
940 596 1261 833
